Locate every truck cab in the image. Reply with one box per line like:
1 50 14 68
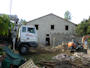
17 25 38 54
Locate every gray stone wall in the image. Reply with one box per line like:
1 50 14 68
51 33 82 46
27 14 76 45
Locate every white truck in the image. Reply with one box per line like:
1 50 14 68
17 25 38 54
10 16 38 54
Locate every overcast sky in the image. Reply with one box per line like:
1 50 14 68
0 0 90 24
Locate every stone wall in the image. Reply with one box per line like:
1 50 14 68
50 33 82 46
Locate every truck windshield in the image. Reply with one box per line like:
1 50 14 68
28 28 35 33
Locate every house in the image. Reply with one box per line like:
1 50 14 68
27 13 76 45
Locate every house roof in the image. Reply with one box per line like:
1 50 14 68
27 13 77 26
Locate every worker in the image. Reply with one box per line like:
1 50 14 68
82 36 88 49
82 36 85 48
72 39 78 47
68 39 76 48
84 39 88 49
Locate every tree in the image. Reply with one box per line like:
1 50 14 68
75 18 90 36
0 14 11 36
87 26 90 34
19 19 27 25
64 10 71 21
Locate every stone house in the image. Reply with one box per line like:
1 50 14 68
27 13 77 45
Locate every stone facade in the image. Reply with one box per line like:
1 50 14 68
27 13 76 45
51 33 81 46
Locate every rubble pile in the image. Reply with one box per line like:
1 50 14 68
36 45 64 53
39 60 82 68
35 43 69 54
53 42 68 52
20 44 90 68
52 53 76 62
40 53 83 68
51 53 90 68
73 52 90 67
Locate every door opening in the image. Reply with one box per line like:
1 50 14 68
46 37 50 45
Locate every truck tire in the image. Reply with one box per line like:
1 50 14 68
19 44 29 54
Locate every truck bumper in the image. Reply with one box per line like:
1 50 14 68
28 42 38 47
18 42 38 48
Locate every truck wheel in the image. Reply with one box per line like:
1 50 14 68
19 45 29 54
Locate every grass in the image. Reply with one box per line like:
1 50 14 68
23 46 62 66
22 45 71 67
24 51 59 65
88 38 90 42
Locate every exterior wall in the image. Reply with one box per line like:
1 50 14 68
51 33 82 46
27 14 76 45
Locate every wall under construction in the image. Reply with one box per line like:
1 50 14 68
50 33 82 46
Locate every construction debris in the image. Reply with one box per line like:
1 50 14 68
52 52 90 68
52 53 76 62
39 53 82 68
40 60 83 68
73 52 84 58
73 52 90 66
20 44 90 68
19 59 39 68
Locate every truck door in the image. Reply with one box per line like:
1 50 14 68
20 26 27 42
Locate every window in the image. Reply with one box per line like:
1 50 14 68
65 25 69 30
28 28 35 33
35 25 39 30
51 25 54 30
46 34 49 36
22 27 26 32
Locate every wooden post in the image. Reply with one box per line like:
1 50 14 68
12 38 16 52
53 38 55 48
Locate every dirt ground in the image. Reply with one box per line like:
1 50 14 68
23 44 90 68
1 43 90 68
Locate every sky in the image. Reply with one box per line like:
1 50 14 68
0 0 90 24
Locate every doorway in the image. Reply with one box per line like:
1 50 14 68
46 37 50 45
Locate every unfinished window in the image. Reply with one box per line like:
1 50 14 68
51 25 54 30
65 25 69 30
35 25 39 30
46 34 49 36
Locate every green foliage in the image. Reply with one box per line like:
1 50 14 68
0 47 3 55
76 18 90 36
64 10 71 21
0 14 11 36
24 51 59 65
87 25 90 34
88 38 90 42
20 19 27 25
